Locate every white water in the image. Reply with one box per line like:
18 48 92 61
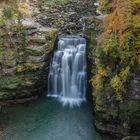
48 35 87 107
94 2 100 6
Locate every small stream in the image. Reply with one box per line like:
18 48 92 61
0 98 113 140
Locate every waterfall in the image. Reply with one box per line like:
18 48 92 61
48 35 87 106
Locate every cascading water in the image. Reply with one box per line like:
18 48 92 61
48 35 87 106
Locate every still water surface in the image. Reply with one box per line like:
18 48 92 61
0 98 114 140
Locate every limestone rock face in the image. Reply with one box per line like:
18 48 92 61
0 18 58 103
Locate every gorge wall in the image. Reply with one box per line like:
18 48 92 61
90 0 140 137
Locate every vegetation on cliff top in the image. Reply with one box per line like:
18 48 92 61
92 0 140 102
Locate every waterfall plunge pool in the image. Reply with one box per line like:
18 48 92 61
0 98 114 140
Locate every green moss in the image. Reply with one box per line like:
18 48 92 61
0 75 26 90
42 28 59 40
2 49 16 68
0 71 44 99
16 62 44 73
25 48 44 56
0 71 42 90
0 91 16 100
30 36 46 45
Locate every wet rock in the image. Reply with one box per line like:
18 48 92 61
2 67 16 74
26 54 46 63
95 120 125 137
129 77 140 99
27 28 39 35
122 136 140 140
27 45 46 52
